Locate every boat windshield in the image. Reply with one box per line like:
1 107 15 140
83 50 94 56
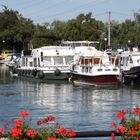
61 41 99 49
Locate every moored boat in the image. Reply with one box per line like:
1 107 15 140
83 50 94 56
69 44 122 86
14 45 74 80
118 46 140 85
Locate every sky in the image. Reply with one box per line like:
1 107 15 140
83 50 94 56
0 0 140 25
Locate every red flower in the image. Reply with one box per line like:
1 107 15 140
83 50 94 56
19 111 29 117
47 115 56 122
112 123 116 128
4 121 9 128
133 108 140 116
55 127 76 138
117 110 127 120
116 126 128 134
67 129 76 137
135 124 140 130
36 115 56 126
10 127 22 138
55 127 68 136
36 120 43 126
114 108 140 139
129 130 136 135
111 133 115 140
46 138 58 140
26 129 36 138
0 127 4 134
14 119 24 127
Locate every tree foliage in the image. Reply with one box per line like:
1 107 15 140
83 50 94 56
0 6 34 52
64 13 104 41
0 7 140 52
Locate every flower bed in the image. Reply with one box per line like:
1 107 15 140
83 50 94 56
0 111 76 140
112 107 140 140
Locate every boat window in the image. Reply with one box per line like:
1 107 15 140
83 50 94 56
29 62 33 67
81 66 92 73
26 58 28 67
54 56 63 65
22 58 25 66
80 59 84 65
33 58 37 67
86 67 88 73
43 56 52 65
82 67 85 73
126 56 130 66
38 58 40 67
65 56 73 65
129 56 133 63
89 67 92 73
41 52 43 61
120 57 125 66
94 58 101 64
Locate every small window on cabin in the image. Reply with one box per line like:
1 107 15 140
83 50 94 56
41 52 43 61
86 67 88 73
85 59 88 65
33 58 37 67
22 58 25 66
126 57 129 66
43 56 52 65
65 56 73 65
130 56 133 63
80 59 84 65
54 56 63 65
89 67 92 73
30 62 33 67
38 58 40 67
120 57 124 66
26 58 28 67
82 67 84 73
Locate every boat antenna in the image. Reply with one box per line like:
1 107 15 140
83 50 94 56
108 11 111 48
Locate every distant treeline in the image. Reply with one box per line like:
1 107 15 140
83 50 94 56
0 6 140 52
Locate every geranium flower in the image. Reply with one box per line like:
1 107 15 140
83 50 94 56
133 108 140 116
19 111 29 117
10 127 22 138
13 119 24 127
111 133 115 140
26 129 36 138
112 107 140 139
0 128 4 135
117 110 127 120
46 138 58 140
0 111 76 140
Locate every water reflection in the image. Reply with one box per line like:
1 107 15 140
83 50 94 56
0 64 140 140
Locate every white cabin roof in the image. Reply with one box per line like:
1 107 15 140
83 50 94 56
32 46 74 56
74 46 106 57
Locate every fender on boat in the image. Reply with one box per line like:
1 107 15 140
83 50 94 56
38 71 45 79
32 69 37 77
54 68 61 76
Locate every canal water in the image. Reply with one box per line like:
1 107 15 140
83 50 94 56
0 64 140 140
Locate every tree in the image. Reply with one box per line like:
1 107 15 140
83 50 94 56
0 6 35 52
64 13 104 42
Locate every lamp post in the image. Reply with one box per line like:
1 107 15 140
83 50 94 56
104 38 107 50
128 40 131 45
2 40 5 49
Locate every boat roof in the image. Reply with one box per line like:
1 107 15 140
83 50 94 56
32 46 74 56
74 46 107 57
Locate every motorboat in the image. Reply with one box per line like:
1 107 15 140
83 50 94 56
69 44 122 86
13 46 74 80
119 46 140 85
